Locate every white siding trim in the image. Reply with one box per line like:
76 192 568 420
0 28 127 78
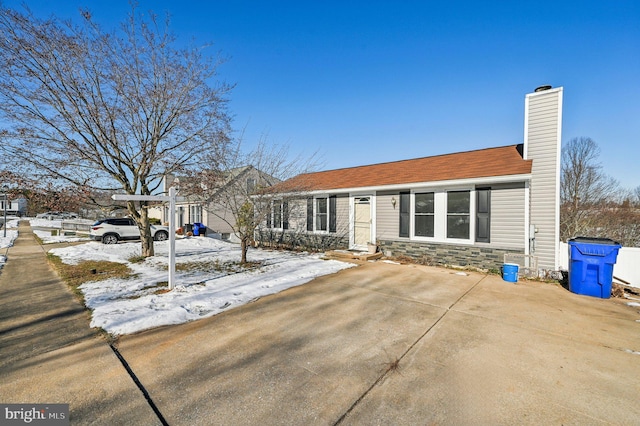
553 90 563 268
524 182 531 255
523 95 530 160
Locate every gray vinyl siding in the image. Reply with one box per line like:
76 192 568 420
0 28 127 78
335 194 350 236
269 195 349 235
490 183 526 249
375 187 525 249
284 199 308 232
205 202 236 234
526 88 562 269
376 190 401 240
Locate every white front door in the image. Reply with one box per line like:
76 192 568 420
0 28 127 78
353 197 371 248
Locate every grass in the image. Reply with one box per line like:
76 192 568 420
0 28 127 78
122 281 171 299
127 254 147 264
47 253 135 343
47 253 134 301
380 348 402 374
383 356 401 375
174 259 263 274
33 233 44 245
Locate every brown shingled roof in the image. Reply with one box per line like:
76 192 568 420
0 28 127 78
274 145 532 192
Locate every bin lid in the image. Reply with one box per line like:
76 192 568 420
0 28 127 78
568 236 620 246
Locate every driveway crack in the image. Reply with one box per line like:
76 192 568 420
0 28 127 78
333 274 487 425
110 343 170 426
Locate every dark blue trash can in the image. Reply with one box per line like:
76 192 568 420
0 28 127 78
568 237 621 299
192 222 205 236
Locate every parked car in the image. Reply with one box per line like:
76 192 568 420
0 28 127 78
90 218 169 244
35 211 79 220
35 211 64 220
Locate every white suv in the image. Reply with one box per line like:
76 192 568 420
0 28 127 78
90 218 169 244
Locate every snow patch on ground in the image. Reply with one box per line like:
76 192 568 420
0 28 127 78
48 238 356 336
0 218 20 269
33 229 91 244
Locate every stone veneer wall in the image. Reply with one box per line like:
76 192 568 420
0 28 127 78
379 239 524 271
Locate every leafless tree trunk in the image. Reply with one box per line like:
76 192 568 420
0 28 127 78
0 5 231 256
178 135 319 263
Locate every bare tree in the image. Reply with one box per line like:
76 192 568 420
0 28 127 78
0 5 231 256
178 136 318 263
560 137 619 240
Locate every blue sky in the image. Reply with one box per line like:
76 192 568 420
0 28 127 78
5 1 640 189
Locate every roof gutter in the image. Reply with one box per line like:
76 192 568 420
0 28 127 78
264 173 532 198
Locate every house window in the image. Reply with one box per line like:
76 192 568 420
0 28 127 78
415 192 434 237
273 202 282 229
316 198 327 231
178 206 184 228
247 178 256 194
269 200 289 229
306 196 336 233
447 191 470 239
190 205 202 223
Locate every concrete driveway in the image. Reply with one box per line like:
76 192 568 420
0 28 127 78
115 261 640 425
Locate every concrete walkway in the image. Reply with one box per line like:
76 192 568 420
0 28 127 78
0 222 160 425
1 222 640 425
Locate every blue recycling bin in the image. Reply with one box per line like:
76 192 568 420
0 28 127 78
192 222 206 236
568 237 621 299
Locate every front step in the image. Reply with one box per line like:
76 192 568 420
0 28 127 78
325 250 383 261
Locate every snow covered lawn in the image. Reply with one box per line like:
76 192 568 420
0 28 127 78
48 237 356 336
0 218 20 268
30 217 92 244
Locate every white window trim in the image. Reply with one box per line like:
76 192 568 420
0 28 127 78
268 199 289 231
189 204 203 224
410 187 476 245
310 195 329 234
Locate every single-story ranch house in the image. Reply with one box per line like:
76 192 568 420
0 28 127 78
258 86 564 274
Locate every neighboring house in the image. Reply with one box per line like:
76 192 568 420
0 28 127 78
259 86 563 273
163 166 278 240
0 197 27 216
